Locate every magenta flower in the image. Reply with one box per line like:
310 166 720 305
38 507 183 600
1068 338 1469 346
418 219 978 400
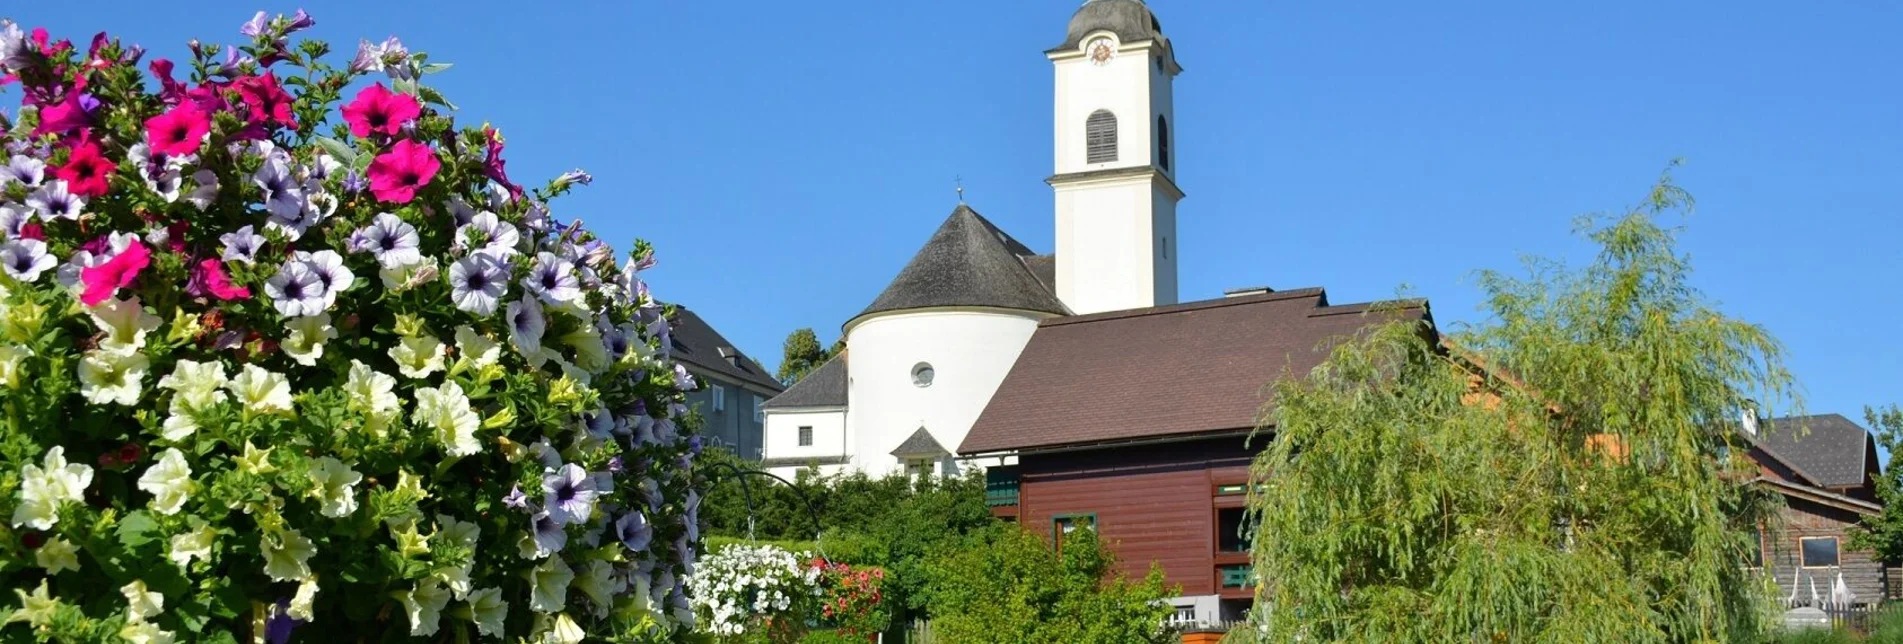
366 139 439 204
33 92 94 136
482 126 520 198
79 239 151 306
143 103 210 157
188 258 250 301
339 83 419 138
236 72 296 129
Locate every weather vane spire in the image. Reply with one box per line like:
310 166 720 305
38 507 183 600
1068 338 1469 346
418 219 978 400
955 175 966 204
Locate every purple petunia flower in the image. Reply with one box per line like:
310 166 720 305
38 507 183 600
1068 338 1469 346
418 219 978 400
264 261 326 317
507 297 546 357
541 464 600 526
502 485 528 510
448 254 509 317
239 11 270 37
555 169 592 187
607 457 625 474
531 509 567 556
295 250 355 306
523 252 581 307
671 364 697 392
264 597 305 644
581 406 616 440
285 9 317 34
454 211 520 259
348 213 421 269
340 170 367 194
0 239 54 283
253 157 307 233
2 155 44 187
221 225 265 264
0 205 28 239
613 510 652 552
27 180 84 221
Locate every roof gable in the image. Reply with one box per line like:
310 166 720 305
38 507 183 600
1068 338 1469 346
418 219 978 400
961 289 1430 453
853 205 1069 323
890 427 949 457
1755 414 1875 489
763 352 847 409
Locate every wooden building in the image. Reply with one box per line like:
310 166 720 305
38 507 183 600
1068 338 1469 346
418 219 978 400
1746 414 1888 605
961 287 1429 626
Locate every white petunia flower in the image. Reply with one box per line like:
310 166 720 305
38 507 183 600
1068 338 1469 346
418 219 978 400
121 579 163 623
282 313 337 366
465 586 508 637
401 579 452 636
344 360 402 431
186 168 219 211
157 359 229 410
296 250 355 307
168 517 216 569
78 349 150 406
561 325 609 374
526 555 574 613
0 239 53 282
118 623 179 644
26 179 83 220
414 382 480 457
226 364 293 415
378 257 439 292
89 296 163 355
524 252 583 307
455 326 502 369
265 260 326 317
137 448 195 515
0 344 29 389
539 613 585 644
390 334 446 379
35 535 79 574
289 576 319 622
261 527 315 582
454 211 521 259
14 447 90 530
573 559 619 611
219 225 265 264
306 456 363 518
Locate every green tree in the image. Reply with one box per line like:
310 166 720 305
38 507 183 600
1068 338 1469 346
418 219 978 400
1849 405 1903 562
922 522 1176 644
1240 171 1791 643
776 328 840 385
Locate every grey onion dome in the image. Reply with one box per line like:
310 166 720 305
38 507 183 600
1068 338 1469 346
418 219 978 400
1052 0 1164 52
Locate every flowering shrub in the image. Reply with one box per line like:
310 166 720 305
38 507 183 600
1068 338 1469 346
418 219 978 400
0 10 706 643
686 544 822 642
810 560 887 641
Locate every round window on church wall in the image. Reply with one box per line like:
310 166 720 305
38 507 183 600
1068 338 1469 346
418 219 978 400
911 362 935 388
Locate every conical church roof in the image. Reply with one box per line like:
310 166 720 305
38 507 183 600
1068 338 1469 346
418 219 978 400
853 204 1069 323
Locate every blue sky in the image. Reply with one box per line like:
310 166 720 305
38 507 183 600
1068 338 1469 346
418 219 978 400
18 2 1901 425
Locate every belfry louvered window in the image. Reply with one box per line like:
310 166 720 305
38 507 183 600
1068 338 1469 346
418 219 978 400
1085 110 1118 164
1157 115 1170 171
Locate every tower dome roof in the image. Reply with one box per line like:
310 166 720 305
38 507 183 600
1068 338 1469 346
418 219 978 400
850 205 1069 326
1052 0 1164 52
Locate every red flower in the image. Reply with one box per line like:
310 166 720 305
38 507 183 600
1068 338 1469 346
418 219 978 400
144 103 211 156
236 72 296 128
19 222 45 241
367 139 440 204
79 240 151 306
340 82 419 138
56 137 116 197
117 443 143 464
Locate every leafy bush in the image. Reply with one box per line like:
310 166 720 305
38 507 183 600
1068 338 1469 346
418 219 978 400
0 11 701 643
920 522 1176 644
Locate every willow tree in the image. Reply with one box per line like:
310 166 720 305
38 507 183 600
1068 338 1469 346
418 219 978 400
1241 171 1792 643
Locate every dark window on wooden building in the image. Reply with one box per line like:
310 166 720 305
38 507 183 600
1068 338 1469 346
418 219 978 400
1054 513 1096 550
1217 507 1250 553
1086 110 1118 164
1802 537 1839 568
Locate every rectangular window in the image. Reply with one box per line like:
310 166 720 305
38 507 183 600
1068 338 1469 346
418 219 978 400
797 426 813 447
905 458 933 479
1802 537 1840 568
711 387 725 412
1218 507 1251 553
1052 513 1097 550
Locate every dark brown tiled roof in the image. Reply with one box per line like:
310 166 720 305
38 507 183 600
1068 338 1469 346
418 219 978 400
1755 414 1875 489
960 289 1430 454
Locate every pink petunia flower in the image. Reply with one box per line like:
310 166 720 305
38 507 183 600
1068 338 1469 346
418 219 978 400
33 91 93 136
340 83 419 138
366 139 439 204
236 72 295 128
143 103 210 156
79 238 150 305
483 126 521 198
187 258 250 301
55 136 116 197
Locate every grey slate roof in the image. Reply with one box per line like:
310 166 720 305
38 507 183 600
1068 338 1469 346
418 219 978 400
852 205 1070 323
1756 414 1875 489
762 353 847 409
1022 254 1057 294
1051 0 1164 53
666 306 784 395
890 427 949 457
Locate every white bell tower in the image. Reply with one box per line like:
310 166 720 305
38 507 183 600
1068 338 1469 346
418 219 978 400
1048 0 1183 315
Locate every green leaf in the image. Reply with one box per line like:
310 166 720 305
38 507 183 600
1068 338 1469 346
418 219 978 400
312 136 359 166
391 77 419 96
417 85 458 111
116 510 159 549
419 62 453 75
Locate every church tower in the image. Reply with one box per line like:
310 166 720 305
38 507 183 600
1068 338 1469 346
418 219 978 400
1048 0 1183 315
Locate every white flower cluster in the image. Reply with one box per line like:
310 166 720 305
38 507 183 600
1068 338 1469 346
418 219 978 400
685 544 824 637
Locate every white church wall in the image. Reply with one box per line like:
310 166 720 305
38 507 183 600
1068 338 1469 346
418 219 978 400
761 407 848 480
1052 37 1160 175
1055 177 1164 314
843 309 1046 478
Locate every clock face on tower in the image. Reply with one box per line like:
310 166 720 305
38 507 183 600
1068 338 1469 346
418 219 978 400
1088 37 1115 66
